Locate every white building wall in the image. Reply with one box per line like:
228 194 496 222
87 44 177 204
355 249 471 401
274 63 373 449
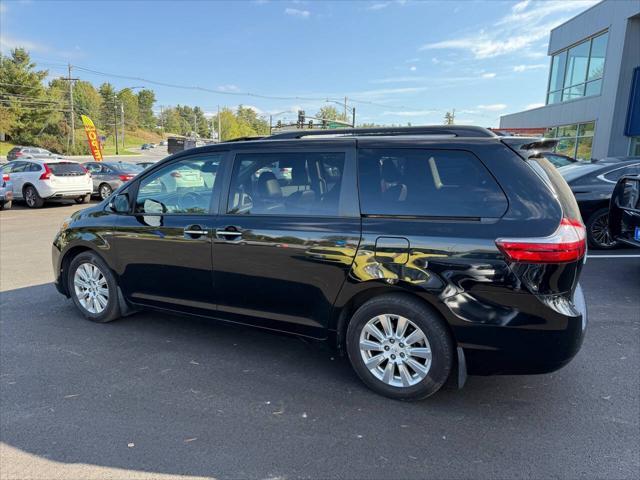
499 0 640 159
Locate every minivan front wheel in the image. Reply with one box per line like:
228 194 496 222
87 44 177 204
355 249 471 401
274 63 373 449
68 252 121 323
346 294 453 400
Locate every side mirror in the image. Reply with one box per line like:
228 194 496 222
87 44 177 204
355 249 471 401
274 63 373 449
109 193 130 213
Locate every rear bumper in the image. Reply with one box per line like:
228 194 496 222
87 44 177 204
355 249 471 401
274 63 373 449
449 285 587 376
43 189 92 199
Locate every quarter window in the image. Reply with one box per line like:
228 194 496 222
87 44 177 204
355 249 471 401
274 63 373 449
227 152 345 216
135 154 223 214
358 149 507 218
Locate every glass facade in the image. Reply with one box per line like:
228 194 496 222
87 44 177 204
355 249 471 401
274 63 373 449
546 31 608 105
545 121 595 161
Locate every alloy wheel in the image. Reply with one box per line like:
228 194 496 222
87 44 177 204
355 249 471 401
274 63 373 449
359 314 432 388
73 262 109 314
590 213 616 248
25 188 35 207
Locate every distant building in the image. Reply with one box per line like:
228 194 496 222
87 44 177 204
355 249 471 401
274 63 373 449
499 0 640 160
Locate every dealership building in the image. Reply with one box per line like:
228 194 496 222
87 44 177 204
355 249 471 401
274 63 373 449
499 0 640 160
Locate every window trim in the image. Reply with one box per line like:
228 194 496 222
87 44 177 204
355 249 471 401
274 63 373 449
222 145 358 218
355 147 509 220
125 151 230 216
598 163 640 184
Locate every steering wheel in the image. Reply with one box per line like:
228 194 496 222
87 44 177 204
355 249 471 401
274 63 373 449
178 191 204 211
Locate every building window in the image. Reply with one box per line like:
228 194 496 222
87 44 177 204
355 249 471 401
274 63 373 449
546 31 608 105
545 121 595 161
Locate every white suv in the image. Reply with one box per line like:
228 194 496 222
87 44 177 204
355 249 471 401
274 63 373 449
1 159 93 208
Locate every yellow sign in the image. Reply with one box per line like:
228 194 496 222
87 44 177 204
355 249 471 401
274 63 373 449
80 115 103 162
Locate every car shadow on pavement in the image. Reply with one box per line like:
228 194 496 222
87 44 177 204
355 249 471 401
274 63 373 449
0 282 631 480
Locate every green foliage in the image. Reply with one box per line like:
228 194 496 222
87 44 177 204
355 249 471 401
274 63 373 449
137 89 155 129
316 105 348 123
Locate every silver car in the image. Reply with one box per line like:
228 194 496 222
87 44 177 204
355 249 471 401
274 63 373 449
0 164 14 210
7 146 63 161
83 161 144 200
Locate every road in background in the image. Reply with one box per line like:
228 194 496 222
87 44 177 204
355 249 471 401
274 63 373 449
1 203 639 479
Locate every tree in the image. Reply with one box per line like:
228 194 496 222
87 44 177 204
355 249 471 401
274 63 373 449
117 88 139 128
444 110 455 125
73 81 102 127
0 48 51 144
137 89 156 129
98 82 117 129
237 105 269 135
316 105 348 123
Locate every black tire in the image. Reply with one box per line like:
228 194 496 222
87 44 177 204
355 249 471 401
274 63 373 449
586 208 618 249
0 200 10 210
75 193 91 204
98 183 113 201
24 185 44 208
67 251 121 323
346 294 454 400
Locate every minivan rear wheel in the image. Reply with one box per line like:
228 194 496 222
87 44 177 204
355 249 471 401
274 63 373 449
346 294 453 400
68 251 121 323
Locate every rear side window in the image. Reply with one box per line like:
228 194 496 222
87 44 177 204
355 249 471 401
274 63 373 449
358 148 507 218
48 162 86 176
604 165 640 182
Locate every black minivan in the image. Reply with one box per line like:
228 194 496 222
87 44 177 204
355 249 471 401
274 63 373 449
53 126 588 400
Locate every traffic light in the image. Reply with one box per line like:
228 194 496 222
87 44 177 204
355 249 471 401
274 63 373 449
308 120 313 129
298 110 305 128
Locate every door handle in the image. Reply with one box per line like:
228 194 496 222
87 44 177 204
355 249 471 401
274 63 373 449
216 227 243 240
184 225 209 238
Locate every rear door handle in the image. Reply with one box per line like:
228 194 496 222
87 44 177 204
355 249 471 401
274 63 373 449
216 228 243 240
184 225 209 238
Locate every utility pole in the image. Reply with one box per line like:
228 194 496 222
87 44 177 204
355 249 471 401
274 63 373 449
344 96 348 122
352 107 356 128
113 103 119 155
217 105 222 142
194 112 197 138
61 64 79 150
121 103 125 148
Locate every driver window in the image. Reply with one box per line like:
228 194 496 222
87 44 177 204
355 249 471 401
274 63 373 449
135 154 223 214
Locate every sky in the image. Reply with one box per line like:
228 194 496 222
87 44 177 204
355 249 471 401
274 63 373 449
0 0 601 127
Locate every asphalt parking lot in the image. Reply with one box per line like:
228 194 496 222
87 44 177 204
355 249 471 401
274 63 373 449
1 201 639 479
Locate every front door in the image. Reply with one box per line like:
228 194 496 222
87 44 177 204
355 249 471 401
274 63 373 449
212 147 361 338
113 152 226 314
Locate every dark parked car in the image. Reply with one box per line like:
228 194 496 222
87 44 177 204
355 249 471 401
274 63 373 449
53 126 588 400
609 174 640 248
83 161 144 200
543 152 577 168
558 157 640 249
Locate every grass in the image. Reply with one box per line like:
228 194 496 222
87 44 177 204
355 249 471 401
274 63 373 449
96 128 164 156
0 141 16 156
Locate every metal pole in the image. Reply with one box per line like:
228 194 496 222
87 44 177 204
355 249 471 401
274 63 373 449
269 115 272 136
217 105 222 142
121 103 125 148
352 107 356 127
114 103 119 155
68 64 75 149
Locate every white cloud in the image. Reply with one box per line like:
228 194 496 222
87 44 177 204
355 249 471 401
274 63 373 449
481 72 496 79
431 57 440 64
358 86 429 97
512 0 530 13
284 7 310 18
217 84 240 92
0 34 44 53
513 63 546 72
478 103 507 111
383 110 437 117
409 65 417 71
420 0 598 59
368 2 390 10
526 102 545 110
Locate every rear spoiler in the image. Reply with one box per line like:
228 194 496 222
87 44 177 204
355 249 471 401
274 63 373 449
501 137 558 159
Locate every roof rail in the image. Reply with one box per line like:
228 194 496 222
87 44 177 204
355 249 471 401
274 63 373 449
221 136 266 143
268 125 496 140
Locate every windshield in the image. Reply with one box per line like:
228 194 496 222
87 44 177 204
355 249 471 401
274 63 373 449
557 163 601 182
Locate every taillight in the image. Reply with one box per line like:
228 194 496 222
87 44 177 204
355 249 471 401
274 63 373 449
119 174 133 182
15 151 23 157
39 164 53 180
81 166 91 177
2 173 9 182
496 218 586 264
